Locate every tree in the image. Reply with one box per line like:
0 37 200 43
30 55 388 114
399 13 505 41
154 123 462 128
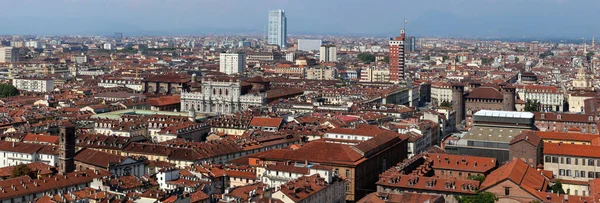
468 174 485 183
457 192 498 203
550 180 566 195
539 50 554 59
481 57 494 65
515 57 520 63
11 164 32 178
442 55 449 61
357 53 375 64
0 84 19 98
587 51 595 62
440 101 453 108
524 99 541 112
381 56 389 63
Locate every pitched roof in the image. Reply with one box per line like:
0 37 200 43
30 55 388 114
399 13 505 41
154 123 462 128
23 134 59 144
249 117 283 128
74 148 129 168
465 87 503 100
544 142 600 158
428 153 497 173
480 159 548 199
358 192 444 203
509 130 542 146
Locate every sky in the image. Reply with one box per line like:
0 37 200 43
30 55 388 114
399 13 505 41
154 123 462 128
0 0 598 38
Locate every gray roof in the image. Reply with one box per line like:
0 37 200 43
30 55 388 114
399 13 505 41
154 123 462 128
462 126 525 143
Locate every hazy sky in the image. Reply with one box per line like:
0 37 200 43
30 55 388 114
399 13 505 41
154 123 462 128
0 0 597 38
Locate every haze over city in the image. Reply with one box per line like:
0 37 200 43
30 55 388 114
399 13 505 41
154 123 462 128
1 0 599 38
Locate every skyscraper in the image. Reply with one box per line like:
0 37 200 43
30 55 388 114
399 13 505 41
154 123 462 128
405 36 416 52
389 29 406 82
268 9 287 48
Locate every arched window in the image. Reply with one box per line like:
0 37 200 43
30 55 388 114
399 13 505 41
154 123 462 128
213 88 216 95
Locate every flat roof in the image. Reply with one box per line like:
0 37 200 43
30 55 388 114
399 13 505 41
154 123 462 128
474 110 534 119
90 109 212 120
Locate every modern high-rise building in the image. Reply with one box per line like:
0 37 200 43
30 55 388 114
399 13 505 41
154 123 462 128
298 39 322 51
319 45 337 62
0 47 17 63
219 53 246 75
405 36 416 52
114 32 123 41
268 9 287 48
389 29 406 82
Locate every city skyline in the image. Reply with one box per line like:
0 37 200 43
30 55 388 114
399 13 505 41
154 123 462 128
1 0 600 38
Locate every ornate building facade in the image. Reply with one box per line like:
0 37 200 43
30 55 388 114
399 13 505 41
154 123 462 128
181 77 265 114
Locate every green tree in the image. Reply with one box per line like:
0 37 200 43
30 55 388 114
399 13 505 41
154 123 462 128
357 53 376 64
524 99 541 112
587 51 595 62
440 101 453 108
381 56 389 63
481 57 494 65
457 192 498 203
0 84 19 98
468 174 485 183
442 55 449 61
11 164 32 178
550 180 566 195
515 57 520 63
539 50 554 59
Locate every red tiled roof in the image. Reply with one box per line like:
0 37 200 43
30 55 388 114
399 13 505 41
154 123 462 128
23 134 59 144
480 159 548 199
249 117 283 128
428 153 497 173
544 142 600 158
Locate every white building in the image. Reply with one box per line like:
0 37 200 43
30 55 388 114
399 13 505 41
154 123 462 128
285 52 295 62
219 53 246 75
256 163 333 190
72 54 88 64
157 168 181 191
12 78 54 92
0 142 58 167
298 39 322 51
103 43 114 50
0 47 17 63
319 45 337 62
25 41 41 49
181 77 264 114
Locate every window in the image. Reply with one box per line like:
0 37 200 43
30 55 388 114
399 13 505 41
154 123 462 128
552 156 558 163
346 169 350 178
545 156 551 163
560 157 564 164
575 158 579 165
581 171 586 178
567 158 571 164
575 170 579 177
583 159 586 166
504 187 510 196
590 159 595 166
567 170 572 176
346 183 350 192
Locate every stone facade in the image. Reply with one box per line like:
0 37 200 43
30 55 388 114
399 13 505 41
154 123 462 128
181 78 265 115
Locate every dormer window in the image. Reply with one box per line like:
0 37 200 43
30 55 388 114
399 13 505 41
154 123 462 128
589 116 594 122
557 114 562 120
541 114 545 120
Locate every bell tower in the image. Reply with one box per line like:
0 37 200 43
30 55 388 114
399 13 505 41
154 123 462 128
59 124 76 174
